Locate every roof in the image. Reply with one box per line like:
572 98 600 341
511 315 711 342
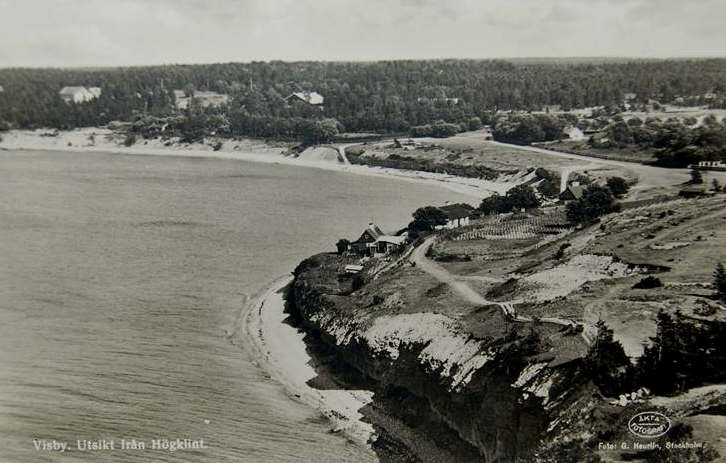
366 223 385 239
287 91 324 105
376 235 406 245
438 203 475 220
354 223 385 244
345 264 364 272
0 85 4 92
562 185 584 200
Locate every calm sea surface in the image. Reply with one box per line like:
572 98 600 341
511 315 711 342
0 150 473 462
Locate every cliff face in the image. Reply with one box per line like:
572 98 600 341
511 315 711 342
288 256 590 462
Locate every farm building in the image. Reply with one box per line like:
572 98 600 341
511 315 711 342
559 184 584 202
285 91 324 106
59 86 101 104
437 203 476 229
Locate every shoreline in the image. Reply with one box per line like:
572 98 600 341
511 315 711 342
236 275 378 455
0 128 521 199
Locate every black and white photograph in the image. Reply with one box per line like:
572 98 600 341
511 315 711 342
2 1 726 461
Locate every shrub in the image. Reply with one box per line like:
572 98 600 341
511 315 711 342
335 239 350 255
351 275 364 292
566 185 619 223
479 184 540 215
633 276 663 289
715 263 726 301
606 176 629 197
124 134 137 147
690 167 703 184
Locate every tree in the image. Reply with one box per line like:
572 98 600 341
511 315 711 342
690 167 703 184
479 185 540 215
606 176 629 197
713 178 722 192
566 184 619 223
584 320 631 396
506 184 540 210
336 239 350 255
715 263 726 301
412 206 448 229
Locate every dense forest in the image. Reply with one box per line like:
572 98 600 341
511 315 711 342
1 59 726 141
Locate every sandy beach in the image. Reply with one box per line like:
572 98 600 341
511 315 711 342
236 276 378 453
0 128 522 199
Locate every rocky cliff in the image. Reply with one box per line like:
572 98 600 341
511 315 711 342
287 254 595 462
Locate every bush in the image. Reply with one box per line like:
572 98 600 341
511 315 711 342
335 239 350 255
715 263 726 301
124 134 137 147
479 184 540 215
492 114 565 145
606 176 629 197
566 185 619 223
632 276 663 289
351 275 364 292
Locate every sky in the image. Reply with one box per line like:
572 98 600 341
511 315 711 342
1 0 725 68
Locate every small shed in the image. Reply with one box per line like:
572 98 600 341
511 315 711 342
344 264 364 274
374 235 406 256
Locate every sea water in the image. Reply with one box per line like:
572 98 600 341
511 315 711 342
0 149 473 462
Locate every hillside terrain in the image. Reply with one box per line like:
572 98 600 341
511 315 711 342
288 191 726 462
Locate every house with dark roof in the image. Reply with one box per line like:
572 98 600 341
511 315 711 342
349 223 407 256
285 91 324 106
350 223 385 255
559 184 584 202
437 203 476 229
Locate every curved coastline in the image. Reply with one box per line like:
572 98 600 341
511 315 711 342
0 129 510 199
235 274 378 455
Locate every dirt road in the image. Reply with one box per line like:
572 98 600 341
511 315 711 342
410 236 587 343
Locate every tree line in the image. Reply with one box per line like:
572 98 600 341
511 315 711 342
2 59 726 141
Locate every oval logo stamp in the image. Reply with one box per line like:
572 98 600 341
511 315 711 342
628 412 671 438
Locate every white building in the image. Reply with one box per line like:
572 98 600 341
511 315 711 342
59 86 101 104
698 160 725 168
437 203 476 229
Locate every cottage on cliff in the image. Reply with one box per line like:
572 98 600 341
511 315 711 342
349 223 406 257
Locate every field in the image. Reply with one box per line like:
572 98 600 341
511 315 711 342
347 131 634 187
433 194 726 359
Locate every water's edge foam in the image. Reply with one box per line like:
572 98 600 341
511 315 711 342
234 275 378 456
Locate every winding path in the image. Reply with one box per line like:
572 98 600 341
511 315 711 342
409 236 587 344
336 144 352 165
